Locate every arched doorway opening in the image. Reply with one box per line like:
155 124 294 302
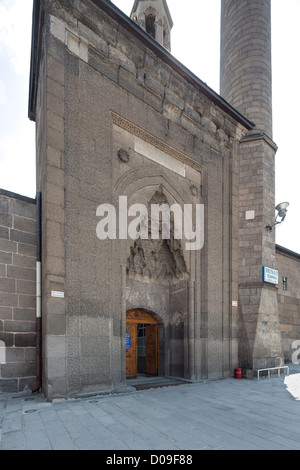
126 309 160 379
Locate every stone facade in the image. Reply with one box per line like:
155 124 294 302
0 190 37 393
0 0 299 398
27 0 255 399
276 246 300 362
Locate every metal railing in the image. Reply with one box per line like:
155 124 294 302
257 365 289 381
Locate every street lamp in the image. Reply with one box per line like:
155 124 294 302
265 202 289 231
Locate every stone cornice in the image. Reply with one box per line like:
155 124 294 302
111 110 206 173
240 132 278 152
239 282 278 291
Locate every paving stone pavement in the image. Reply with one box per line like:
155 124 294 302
1 365 300 451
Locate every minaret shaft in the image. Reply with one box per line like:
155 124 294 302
220 0 273 138
220 0 283 373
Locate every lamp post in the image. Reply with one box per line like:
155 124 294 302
265 202 289 231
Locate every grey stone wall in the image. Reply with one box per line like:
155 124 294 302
276 246 300 362
32 0 249 398
237 136 283 371
0 190 36 393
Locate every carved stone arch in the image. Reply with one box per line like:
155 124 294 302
127 308 163 325
144 6 157 18
114 170 196 279
113 167 194 207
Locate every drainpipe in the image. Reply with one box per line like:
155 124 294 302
32 191 42 393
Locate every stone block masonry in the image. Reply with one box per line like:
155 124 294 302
0 190 37 393
27 0 254 399
276 246 300 362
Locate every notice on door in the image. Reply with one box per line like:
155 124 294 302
126 333 131 349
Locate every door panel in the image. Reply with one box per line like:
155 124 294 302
126 323 137 378
145 324 158 376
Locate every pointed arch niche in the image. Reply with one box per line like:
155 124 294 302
112 112 204 381
124 183 193 379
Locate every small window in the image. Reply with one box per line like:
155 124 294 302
145 15 156 39
282 277 288 291
163 27 170 50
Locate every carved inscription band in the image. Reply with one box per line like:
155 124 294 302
111 110 204 173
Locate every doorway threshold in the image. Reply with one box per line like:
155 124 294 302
127 375 190 391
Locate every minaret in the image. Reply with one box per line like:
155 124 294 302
131 0 173 51
220 0 283 374
220 0 273 137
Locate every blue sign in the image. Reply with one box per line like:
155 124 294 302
126 333 131 349
262 266 278 285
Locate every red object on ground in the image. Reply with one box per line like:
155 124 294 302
235 368 242 379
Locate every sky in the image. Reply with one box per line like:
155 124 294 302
0 0 299 254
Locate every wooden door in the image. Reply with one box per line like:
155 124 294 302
145 324 158 376
126 323 137 378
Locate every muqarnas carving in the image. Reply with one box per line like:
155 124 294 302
127 186 187 281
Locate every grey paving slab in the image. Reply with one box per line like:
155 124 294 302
46 419 72 436
63 419 87 440
39 409 58 423
1 366 300 450
88 423 117 442
24 430 52 450
2 412 22 433
1 430 25 450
